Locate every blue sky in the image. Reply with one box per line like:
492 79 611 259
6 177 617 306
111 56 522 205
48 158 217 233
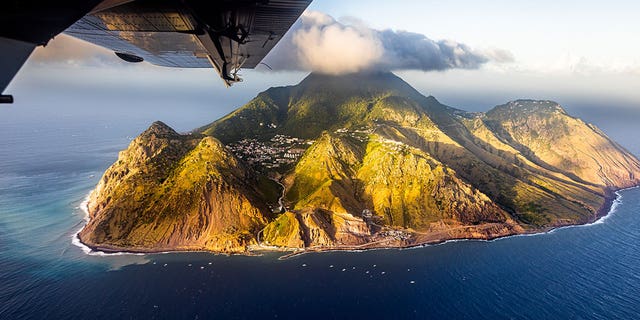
306 0 640 109
6 0 640 119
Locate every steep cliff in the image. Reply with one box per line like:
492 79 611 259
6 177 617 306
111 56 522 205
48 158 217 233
79 121 270 253
484 100 640 188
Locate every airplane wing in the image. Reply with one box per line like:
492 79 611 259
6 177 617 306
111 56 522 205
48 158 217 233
65 0 311 86
0 0 312 103
0 0 105 103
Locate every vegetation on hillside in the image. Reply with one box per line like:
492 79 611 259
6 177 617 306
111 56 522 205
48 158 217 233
81 73 640 253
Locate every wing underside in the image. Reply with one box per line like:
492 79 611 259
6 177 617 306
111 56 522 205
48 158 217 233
0 0 105 101
64 0 311 86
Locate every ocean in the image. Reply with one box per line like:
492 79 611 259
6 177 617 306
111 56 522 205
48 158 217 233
1 100 640 319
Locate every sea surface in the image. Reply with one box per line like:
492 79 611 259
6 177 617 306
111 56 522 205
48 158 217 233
2 101 640 319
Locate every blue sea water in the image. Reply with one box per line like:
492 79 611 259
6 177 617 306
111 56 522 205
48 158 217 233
1 101 640 319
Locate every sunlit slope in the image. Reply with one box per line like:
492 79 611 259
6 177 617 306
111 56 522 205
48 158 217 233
484 100 640 188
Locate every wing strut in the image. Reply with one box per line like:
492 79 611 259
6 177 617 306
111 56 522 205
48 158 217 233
198 14 251 86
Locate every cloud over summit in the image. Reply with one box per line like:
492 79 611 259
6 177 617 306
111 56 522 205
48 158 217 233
265 11 513 75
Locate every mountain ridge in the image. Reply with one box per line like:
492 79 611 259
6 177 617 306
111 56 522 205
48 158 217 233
79 72 640 254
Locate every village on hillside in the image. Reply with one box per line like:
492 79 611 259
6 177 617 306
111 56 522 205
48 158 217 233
226 134 313 172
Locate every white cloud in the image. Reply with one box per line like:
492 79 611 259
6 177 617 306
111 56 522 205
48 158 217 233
265 11 511 74
29 34 117 67
292 13 384 74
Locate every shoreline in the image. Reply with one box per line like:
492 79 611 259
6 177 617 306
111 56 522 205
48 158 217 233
72 186 637 258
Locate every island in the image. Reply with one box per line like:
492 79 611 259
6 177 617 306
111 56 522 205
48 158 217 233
77 72 640 254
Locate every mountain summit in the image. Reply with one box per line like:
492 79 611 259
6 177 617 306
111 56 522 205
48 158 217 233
200 72 447 141
80 73 640 253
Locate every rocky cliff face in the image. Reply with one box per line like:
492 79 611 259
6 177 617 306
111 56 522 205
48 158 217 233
81 73 640 253
79 121 270 253
260 132 523 248
484 100 640 188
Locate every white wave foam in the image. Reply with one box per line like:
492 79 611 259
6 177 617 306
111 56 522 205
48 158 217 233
587 188 626 225
409 187 637 247
398 238 472 251
496 186 637 240
562 186 635 228
70 193 91 253
71 191 146 257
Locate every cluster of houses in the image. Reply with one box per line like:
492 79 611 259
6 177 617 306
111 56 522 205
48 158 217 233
226 134 311 171
377 229 412 241
334 126 374 143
